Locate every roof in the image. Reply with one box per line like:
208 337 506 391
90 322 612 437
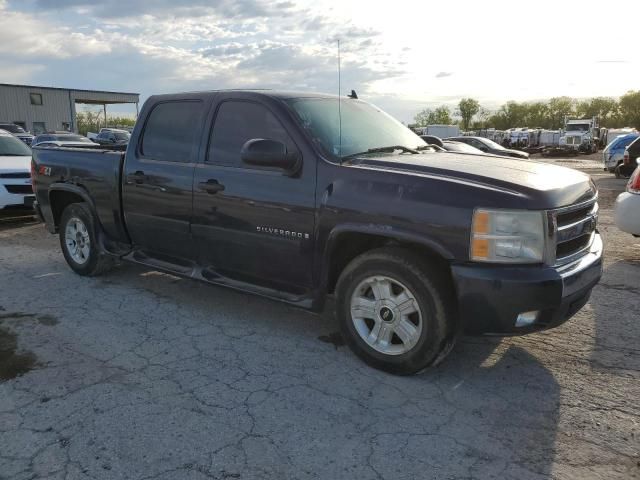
0 82 139 97
153 89 341 101
0 129 12 136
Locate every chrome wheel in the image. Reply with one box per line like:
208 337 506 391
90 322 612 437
350 275 423 355
64 217 91 265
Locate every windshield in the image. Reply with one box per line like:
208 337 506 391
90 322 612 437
0 135 32 156
0 124 25 134
566 124 590 132
285 98 426 158
444 141 482 153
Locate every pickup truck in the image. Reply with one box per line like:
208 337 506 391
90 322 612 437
31 90 603 375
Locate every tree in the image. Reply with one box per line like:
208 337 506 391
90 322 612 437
547 97 575 129
618 90 640 128
575 97 618 127
413 105 452 126
457 98 480 131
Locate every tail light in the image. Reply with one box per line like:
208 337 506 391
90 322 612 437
30 159 36 193
628 167 640 194
623 150 630 165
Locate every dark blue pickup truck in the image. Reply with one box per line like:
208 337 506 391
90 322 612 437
31 90 603 374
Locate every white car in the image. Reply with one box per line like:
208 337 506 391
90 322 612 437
0 129 34 210
614 159 640 236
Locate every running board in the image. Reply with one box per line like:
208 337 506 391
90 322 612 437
123 250 316 309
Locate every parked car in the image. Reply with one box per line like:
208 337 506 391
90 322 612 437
446 136 530 159
32 90 602 375
0 129 34 210
614 158 640 236
603 132 639 173
32 133 96 148
441 140 485 155
93 129 131 146
0 123 34 146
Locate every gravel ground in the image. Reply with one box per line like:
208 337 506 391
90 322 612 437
0 157 638 480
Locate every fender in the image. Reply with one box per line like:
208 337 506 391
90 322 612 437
317 222 456 299
48 183 132 256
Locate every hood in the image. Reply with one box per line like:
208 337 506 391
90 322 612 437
345 151 595 209
0 155 32 173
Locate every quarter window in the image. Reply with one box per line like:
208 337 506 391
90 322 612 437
208 101 295 168
141 101 203 162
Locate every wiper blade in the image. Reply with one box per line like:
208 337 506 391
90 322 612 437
341 145 420 160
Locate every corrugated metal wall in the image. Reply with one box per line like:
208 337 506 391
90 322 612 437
0 84 139 134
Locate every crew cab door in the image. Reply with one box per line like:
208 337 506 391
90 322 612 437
122 98 206 260
192 95 316 295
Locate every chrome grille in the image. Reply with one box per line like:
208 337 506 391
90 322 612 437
552 197 598 265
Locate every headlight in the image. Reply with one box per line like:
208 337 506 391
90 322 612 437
470 209 545 263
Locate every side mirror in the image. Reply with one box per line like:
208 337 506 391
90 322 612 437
241 139 300 173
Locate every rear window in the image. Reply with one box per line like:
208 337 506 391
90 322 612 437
141 101 202 162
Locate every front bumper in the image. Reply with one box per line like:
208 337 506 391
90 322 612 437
452 233 603 335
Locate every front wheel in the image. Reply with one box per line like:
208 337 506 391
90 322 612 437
335 248 457 375
59 203 114 276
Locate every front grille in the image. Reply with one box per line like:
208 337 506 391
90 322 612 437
0 172 30 179
553 197 598 265
4 185 33 194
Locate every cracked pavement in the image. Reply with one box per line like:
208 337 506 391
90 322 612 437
0 158 638 479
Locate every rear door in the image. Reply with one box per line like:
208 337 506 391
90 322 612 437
191 94 316 294
122 98 206 260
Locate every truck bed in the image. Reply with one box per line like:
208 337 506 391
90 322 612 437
32 145 129 245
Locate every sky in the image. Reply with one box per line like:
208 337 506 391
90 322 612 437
0 0 638 122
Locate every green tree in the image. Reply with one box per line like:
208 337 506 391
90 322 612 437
457 98 480 131
414 105 452 126
618 90 640 128
547 97 575 129
575 97 618 127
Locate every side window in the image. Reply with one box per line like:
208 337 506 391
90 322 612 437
141 101 203 162
208 101 295 168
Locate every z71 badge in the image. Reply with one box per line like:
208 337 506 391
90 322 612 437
256 226 310 240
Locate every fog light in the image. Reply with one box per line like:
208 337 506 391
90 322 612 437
515 311 539 327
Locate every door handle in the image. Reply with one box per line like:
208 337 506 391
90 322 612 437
199 179 225 194
127 170 145 184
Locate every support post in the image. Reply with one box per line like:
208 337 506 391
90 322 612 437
103 104 107 128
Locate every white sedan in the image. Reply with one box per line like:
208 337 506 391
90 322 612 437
614 160 640 236
0 129 34 210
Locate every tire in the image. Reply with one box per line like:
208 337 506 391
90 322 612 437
335 247 457 375
59 202 114 276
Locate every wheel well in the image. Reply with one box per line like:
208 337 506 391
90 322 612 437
326 232 451 294
49 190 85 228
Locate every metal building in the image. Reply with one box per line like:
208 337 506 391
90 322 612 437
0 83 139 135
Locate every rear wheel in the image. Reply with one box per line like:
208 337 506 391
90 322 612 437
335 248 457 375
59 203 114 276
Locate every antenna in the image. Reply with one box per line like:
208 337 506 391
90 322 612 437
338 39 342 160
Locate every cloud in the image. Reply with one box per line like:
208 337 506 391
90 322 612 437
435 72 453 78
30 0 297 19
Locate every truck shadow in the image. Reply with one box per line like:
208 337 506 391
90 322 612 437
589 259 640 374
105 264 561 477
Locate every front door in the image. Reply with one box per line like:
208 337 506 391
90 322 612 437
122 99 206 260
192 97 316 294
